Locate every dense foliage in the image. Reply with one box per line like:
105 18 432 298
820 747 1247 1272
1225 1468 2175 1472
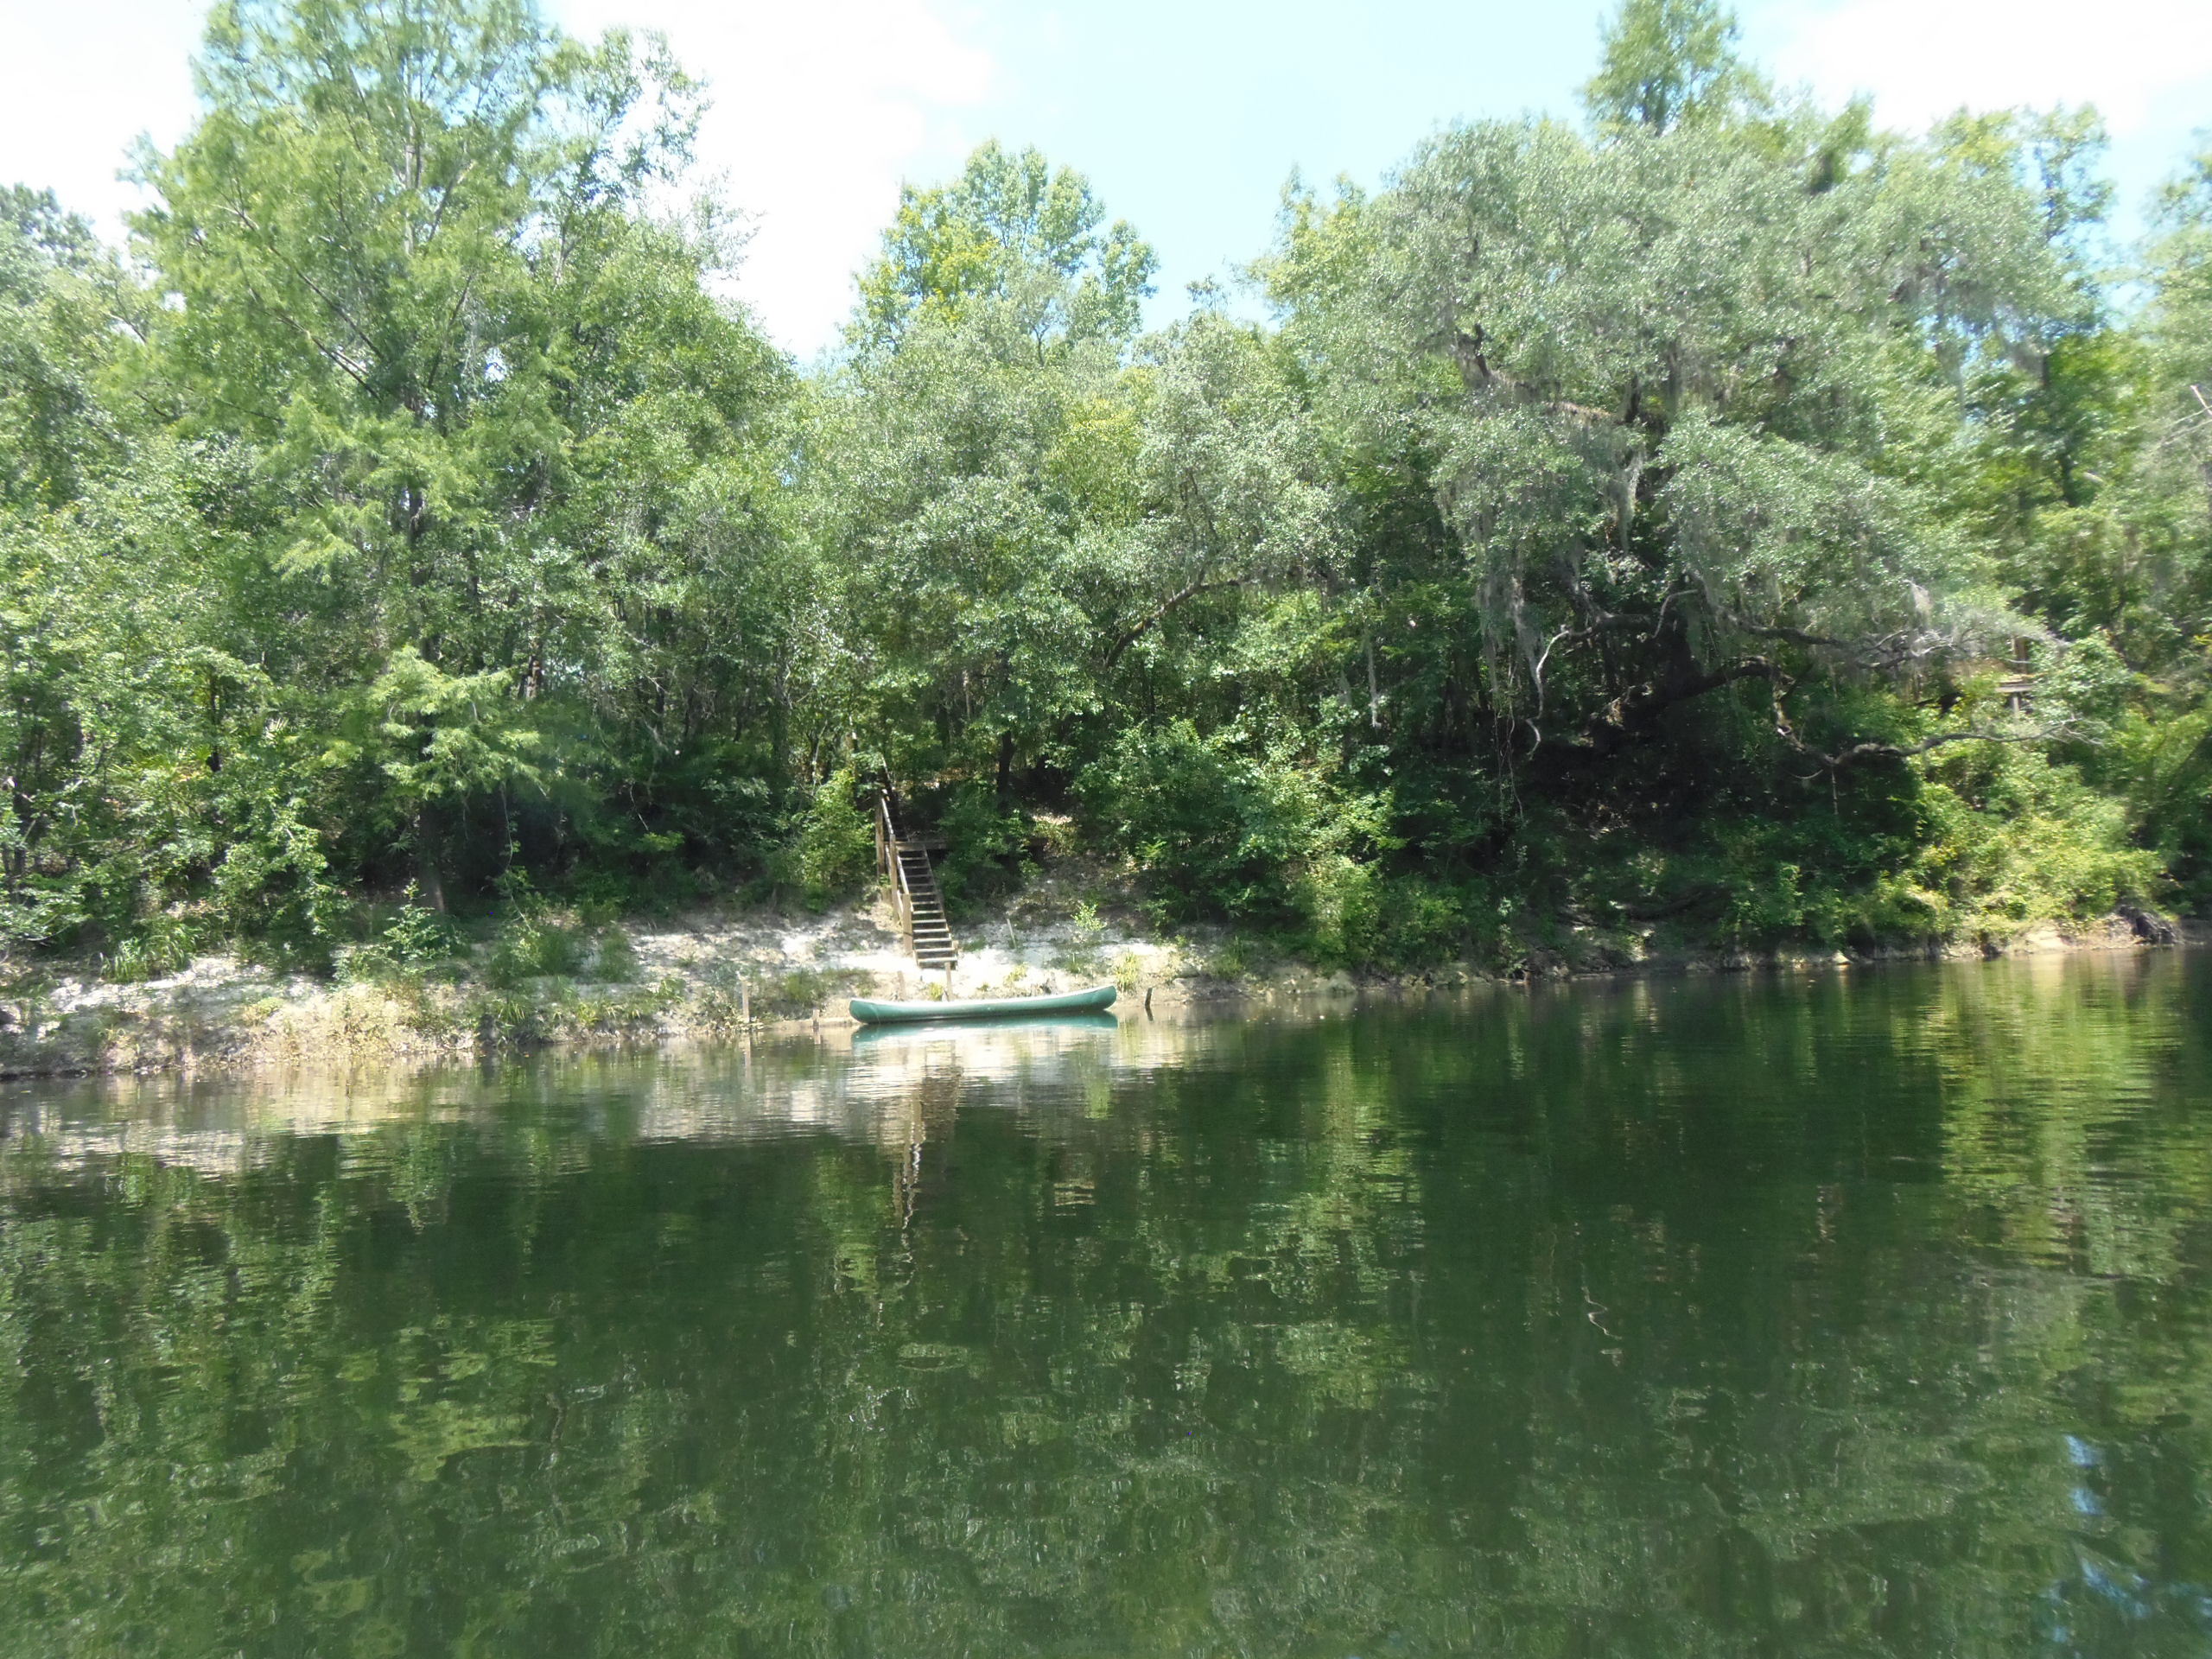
3 0 2209 974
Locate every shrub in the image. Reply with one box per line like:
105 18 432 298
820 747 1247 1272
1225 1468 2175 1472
1077 721 1305 921
794 768 878 909
485 912 590 987
484 871 591 988
385 883 461 965
1294 858 1472 971
1909 745 2159 931
588 927 639 982
935 783 1029 915
755 967 858 1018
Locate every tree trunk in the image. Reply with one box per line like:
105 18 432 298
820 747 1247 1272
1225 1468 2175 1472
413 807 448 912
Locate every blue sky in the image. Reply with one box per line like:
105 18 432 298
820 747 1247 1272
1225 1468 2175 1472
3 0 2209 356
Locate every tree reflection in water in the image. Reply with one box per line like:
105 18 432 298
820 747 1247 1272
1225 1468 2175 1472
4 954 2212 1656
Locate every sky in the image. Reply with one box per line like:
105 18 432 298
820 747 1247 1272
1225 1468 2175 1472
3 0 2209 359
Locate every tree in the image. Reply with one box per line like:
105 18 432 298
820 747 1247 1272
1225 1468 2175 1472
2 0 2202 966
811 146 1166 804
0 187 134 512
128 0 796 907
852 140 1157 356
1269 99 2088 746
1582 0 1767 135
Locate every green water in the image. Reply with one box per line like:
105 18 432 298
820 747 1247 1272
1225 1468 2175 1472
4 956 2212 1656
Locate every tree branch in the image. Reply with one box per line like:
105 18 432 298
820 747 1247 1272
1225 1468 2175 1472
1103 577 1251 669
1448 329 1619 423
1799 724 2075 776
1549 657 1787 760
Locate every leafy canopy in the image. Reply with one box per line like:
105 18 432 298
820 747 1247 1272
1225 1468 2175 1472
853 140 1159 355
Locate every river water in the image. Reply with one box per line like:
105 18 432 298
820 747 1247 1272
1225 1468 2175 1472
3 953 2211 1656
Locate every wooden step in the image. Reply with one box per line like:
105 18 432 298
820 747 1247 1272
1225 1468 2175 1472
880 791 960 969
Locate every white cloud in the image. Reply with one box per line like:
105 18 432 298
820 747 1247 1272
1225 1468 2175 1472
554 0 996 357
0 0 208 230
0 0 993 358
1756 0 2212 136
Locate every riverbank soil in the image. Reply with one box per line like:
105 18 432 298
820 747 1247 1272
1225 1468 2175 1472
2 869 2201 1079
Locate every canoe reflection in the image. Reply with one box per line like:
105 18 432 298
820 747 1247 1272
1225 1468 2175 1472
850 1010 1119 1046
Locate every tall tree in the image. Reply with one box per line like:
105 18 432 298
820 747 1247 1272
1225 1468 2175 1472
853 140 1157 356
811 144 1164 801
135 0 795 903
1581 0 1767 135
0 188 133 512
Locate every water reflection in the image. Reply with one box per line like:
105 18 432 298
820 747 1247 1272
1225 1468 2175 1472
3 955 2211 1656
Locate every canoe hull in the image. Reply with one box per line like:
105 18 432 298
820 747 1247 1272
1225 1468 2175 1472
849 984 1118 1026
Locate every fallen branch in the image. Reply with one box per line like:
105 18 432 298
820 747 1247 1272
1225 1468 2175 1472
1798 723 2075 777
1619 885 1728 921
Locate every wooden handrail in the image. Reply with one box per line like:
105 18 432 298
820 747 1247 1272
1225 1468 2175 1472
878 791 913 944
875 786 959 971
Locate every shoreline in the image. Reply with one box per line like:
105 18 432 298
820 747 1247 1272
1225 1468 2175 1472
3 903 2202 1084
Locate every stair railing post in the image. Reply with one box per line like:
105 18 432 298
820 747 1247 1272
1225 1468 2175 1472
879 791 914 954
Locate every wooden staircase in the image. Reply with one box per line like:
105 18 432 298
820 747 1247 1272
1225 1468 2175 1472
876 791 958 972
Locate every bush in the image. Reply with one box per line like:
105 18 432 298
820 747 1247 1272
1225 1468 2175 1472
1663 740 2164 948
484 871 592 987
753 967 860 1018
1908 745 2160 932
935 782 1029 915
588 927 639 982
1294 857 1473 971
485 912 590 987
2125 699 2212 911
385 884 461 965
102 931 191 985
794 768 878 909
1293 854 1380 965
1077 721 1306 921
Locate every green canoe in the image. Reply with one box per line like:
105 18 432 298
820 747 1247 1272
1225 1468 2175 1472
849 983 1118 1026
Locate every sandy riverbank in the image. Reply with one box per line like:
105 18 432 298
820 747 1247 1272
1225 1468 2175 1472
1 893 2200 1082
